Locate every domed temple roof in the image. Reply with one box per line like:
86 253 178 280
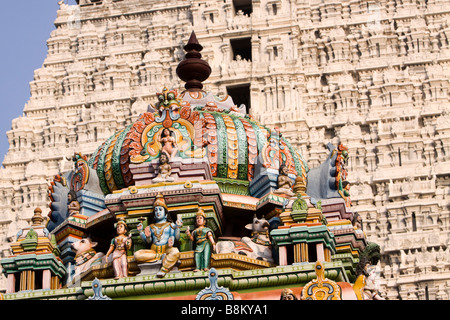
87 32 308 195
88 89 308 195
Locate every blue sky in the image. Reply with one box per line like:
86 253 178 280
0 1 77 166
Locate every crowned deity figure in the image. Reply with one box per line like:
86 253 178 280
134 194 182 278
186 208 216 272
105 220 132 280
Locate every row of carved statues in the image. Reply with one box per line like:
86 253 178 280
70 194 218 281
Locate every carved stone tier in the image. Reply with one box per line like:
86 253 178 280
321 198 355 222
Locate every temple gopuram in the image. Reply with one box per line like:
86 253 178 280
0 32 382 301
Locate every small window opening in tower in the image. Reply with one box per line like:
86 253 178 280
233 0 253 16
307 243 317 262
35 270 43 290
15 274 20 293
412 212 417 232
230 37 252 61
227 84 251 114
285 244 294 265
273 46 278 58
272 3 278 15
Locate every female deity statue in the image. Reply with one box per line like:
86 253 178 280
186 208 216 272
158 128 178 159
342 181 352 207
106 220 132 280
352 212 363 230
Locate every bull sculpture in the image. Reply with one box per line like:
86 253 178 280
216 215 274 264
67 237 106 283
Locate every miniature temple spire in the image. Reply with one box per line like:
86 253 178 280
31 207 44 226
176 31 211 92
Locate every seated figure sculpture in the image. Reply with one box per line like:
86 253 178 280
67 190 81 216
273 164 295 197
152 153 175 183
134 194 182 278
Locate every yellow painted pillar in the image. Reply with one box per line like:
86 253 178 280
300 243 308 262
293 244 300 263
27 270 35 291
324 248 331 262
20 272 27 292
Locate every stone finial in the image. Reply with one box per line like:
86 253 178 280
31 208 44 226
293 176 307 196
176 31 211 92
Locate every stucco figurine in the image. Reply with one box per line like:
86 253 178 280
106 220 132 280
186 208 216 272
134 194 182 277
152 153 175 183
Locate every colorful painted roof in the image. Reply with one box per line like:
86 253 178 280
88 89 308 195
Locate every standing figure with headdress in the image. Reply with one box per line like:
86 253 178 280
106 220 132 280
186 208 216 272
158 128 178 159
134 194 182 278
342 181 352 207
